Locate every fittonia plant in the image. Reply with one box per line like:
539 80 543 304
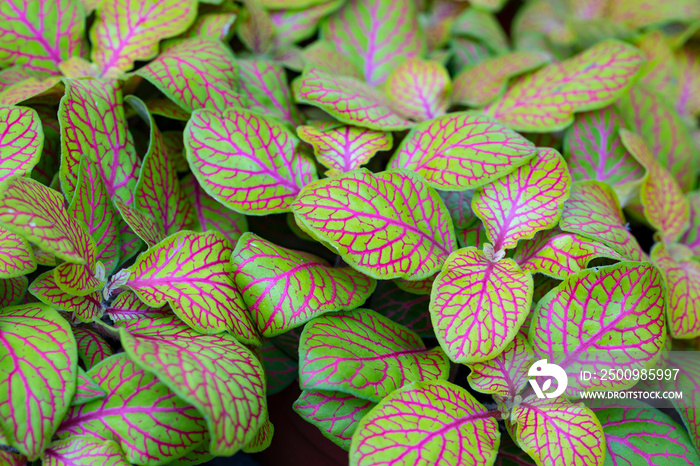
1 0 700 465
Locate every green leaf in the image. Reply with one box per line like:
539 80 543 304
242 420 273 454
430 247 533 363
350 380 500 466
232 232 375 337
261 341 297 395
0 304 77 460
44 436 130 466
239 59 301 127
386 58 451 121
485 40 644 132
0 225 36 278
73 367 107 406
119 316 267 456
122 230 260 345
299 309 450 402
114 200 164 248
73 327 113 370
29 271 102 323
388 112 537 190
466 332 533 399
292 169 457 280
0 106 43 182
0 276 27 307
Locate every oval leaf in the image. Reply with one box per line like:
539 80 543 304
0 276 27 307
0 225 36 278
239 59 301 127
0 106 42 182
29 271 102 323
44 436 129 466
72 327 113 370
350 380 500 466
299 309 450 402
386 58 451 121
292 169 456 280
388 112 537 190
430 247 533 363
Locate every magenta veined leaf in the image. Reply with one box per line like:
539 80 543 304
237 0 274 55
0 176 95 265
292 169 457 280
293 67 413 131
675 45 700 118
114 200 164 248
293 390 375 451
473 148 571 252
261 341 297 395
180 174 248 246
593 402 700 465
385 58 451 121
607 0 700 29
617 84 698 191
73 368 107 406
452 51 551 108
135 38 243 114
372 279 432 338
559 180 645 261
297 121 393 177
56 353 207 465
0 225 36 278
422 0 468 51
635 31 678 104
511 396 605 466
466 332 533 399
52 248 104 298
563 106 645 206
183 12 238 41
300 309 449 402
58 78 141 204
242 420 274 454
321 0 424 86
144 98 191 121
0 67 62 106
119 316 267 456
123 230 259 345
105 290 170 323
58 57 99 79
430 247 533 364
232 232 375 337
395 275 435 296
0 276 27 307
620 130 690 243
301 41 363 80
0 106 43 182
238 59 302 127
388 112 537 190
438 189 488 249
350 380 500 466
72 327 113 370
185 107 317 215
129 96 195 236
485 40 644 132
513 229 623 279
682 192 700 255
89 0 197 76
270 0 344 45
0 304 77 460
44 436 129 466
651 243 700 339
29 271 102 323
67 156 121 275
0 0 85 74
529 262 666 395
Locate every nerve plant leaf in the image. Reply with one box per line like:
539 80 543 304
89 0 197 76
293 390 375 451
29 271 102 323
58 78 141 204
73 368 107 406
232 233 375 337
529 262 666 394
0 0 85 74
293 67 413 131
56 353 207 465
129 96 194 236
297 122 393 177
651 243 700 339
485 40 644 132
321 0 424 86
563 106 644 206
123 231 259 345
473 148 571 252
466 332 533 399
0 106 43 182
292 169 457 280
559 181 645 261
114 200 163 248
430 247 533 364
620 130 690 243
0 225 36 278
242 420 273 454
385 58 451 121
511 396 604 466
44 436 129 466
270 0 344 45
135 38 244 114
0 276 27 307
451 51 550 108
350 380 500 466
0 304 77 460
72 327 113 370
119 316 267 456
388 112 537 190
299 309 450 402
184 107 317 215
682 192 700 255
239 59 301 127
105 290 170 323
